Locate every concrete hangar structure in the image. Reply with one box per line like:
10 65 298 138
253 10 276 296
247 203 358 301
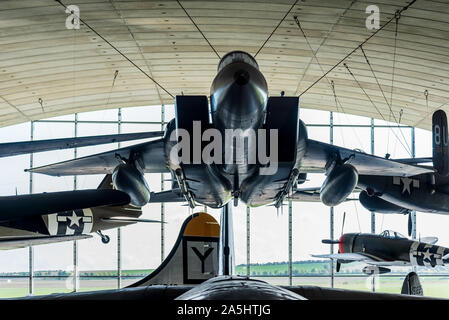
1 0 449 300
1 0 448 128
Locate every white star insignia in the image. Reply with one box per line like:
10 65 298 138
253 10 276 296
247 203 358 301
67 211 82 227
423 248 432 261
400 177 412 194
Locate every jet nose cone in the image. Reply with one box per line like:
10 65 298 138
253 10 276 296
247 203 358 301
233 69 250 86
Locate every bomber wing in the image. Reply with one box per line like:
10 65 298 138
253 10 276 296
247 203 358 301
0 234 91 250
0 189 130 222
27 139 168 176
300 140 433 177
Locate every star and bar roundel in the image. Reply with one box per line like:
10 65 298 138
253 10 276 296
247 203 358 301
409 242 449 267
46 209 93 236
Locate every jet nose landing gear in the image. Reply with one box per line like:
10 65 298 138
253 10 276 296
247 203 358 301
96 230 110 244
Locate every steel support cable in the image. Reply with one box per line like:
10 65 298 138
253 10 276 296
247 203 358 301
176 0 221 59
55 0 175 99
360 46 412 156
389 11 401 119
298 0 417 97
344 63 412 156
330 81 365 149
104 70 119 110
254 0 300 58
387 11 400 152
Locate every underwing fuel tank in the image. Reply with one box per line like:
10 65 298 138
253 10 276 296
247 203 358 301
320 164 358 207
210 51 268 131
112 163 150 207
359 191 411 214
362 266 391 275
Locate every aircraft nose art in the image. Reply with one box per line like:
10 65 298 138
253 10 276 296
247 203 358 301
128 212 220 287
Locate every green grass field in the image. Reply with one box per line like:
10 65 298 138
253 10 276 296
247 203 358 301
2 261 449 299
1 276 449 299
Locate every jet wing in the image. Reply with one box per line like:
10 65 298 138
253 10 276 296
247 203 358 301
0 131 163 158
393 157 433 165
312 253 374 262
148 189 186 203
290 187 359 202
0 234 92 250
27 139 168 176
300 139 433 177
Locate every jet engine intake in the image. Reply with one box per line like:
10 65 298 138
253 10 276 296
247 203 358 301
359 191 410 214
112 163 150 207
320 164 358 207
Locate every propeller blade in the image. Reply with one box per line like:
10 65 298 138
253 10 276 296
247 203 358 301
408 213 413 237
341 211 346 236
0 131 164 158
322 239 340 244
336 261 341 272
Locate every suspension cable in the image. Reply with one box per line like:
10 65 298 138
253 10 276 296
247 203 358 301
359 46 412 155
298 0 417 97
254 0 299 57
176 0 221 59
55 0 175 99
344 63 412 155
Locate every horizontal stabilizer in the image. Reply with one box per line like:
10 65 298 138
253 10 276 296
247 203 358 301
0 189 130 222
0 131 163 158
27 139 168 176
420 236 438 244
0 234 91 250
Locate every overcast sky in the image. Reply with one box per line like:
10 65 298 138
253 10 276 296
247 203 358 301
0 105 446 274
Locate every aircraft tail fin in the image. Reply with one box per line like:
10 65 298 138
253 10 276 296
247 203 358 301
401 271 423 296
127 212 220 287
432 110 449 176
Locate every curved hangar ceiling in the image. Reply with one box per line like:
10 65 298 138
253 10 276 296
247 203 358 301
0 0 448 129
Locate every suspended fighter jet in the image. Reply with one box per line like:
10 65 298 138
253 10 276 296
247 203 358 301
0 174 162 249
313 230 448 275
3 51 429 213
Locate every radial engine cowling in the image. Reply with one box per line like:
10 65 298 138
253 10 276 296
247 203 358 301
112 163 150 207
359 191 410 214
320 164 358 207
